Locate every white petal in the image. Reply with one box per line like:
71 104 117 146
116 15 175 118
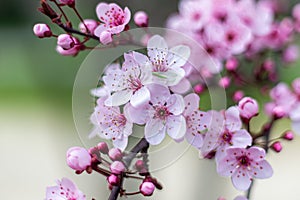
130 87 150 108
225 106 242 131
124 103 150 125
231 129 252 148
166 115 186 140
231 170 252 191
147 83 170 105
147 35 168 63
105 90 132 106
167 94 185 115
113 136 128 151
167 45 191 68
145 119 166 145
183 93 200 115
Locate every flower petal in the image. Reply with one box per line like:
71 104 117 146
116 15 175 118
124 103 150 125
170 77 191 94
231 129 252 148
167 45 191 68
252 160 273 179
130 87 150 108
231 170 252 191
145 119 166 145
147 35 168 63
148 83 170 105
225 106 242 132
166 115 186 140
183 93 200 115
113 136 128 151
105 90 132 106
167 94 185 115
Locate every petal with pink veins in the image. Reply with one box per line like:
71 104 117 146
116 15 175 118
166 115 186 140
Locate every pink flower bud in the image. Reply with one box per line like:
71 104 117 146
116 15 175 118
262 59 275 72
218 77 231 89
57 34 75 50
238 97 259 119
140 181 155 196
283 45 299 64
100 31 113 45
97 142 109 154
108 148 123 161
193 84 205 94
272 106 285 119
225 57 239 71
107 174 119 186
135 160 145 171
59 0 75 6
233 90 244 103
271 141 282 153
56 45 80 56
66 147 92 171
33 23 52 38
292 78 300 95
110 161 125 174
134 11 149 27
293 4 300 22
79 19 98 34
282 131 294 141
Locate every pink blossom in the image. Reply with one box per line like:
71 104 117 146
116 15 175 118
110 161 125 174
134 11 149 27
103 53 152 107
90 98 133 151
292 78 300 95
218 76 231 89
217 147 273 191
134 35 190 86
201 107 252 160
108 148 123 161
56 42 80 56
33 23 52 38
183 93 211 149
97 142 109 154
79 19 98 34
225 57 239 71
283 45 299 63
193 84 205 94
94 3 131 38
282 131 294 141
238 97 259 119
99 30 113 45
57 34 75 50
125 84 186 145
292 4 300 22
45 178 86 200
233 90 244 103
66 147 92 171
107 174 119 186
271 141 282 153
140 181 155 196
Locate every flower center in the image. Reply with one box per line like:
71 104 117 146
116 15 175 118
152 60 168 72
113 114 127 127
154 106 170 120
222 131 232 144
128 77 142 92
238 155 250 167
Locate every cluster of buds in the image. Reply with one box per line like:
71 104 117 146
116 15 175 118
33 0 149 56
65 142 162 197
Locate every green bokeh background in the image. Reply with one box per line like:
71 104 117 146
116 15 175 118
1 0 300 200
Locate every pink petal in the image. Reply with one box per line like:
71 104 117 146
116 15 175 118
252 160 273 179
201 130 219 156
123 7 131 25
132 51 150 66
124 103 150 125
231 129 252 148
183 93 200 115
148 83 170 105
247 146 266 161
167 94 185 115
170 77 191 94
145 119 166 145
231 170 252 191
291 120 300 135
216 157 237 177
166 115 186 140
185 131 203 149
131 87 150 108
96 3 110 22
225 106 242 132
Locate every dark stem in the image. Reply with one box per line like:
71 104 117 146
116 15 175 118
246 118 275 199
108 138 149 200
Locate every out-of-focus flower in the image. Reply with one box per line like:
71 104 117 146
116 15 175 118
134 11 149 27
66 147 92 171
45 178 86 200
283 45 299 64
79 19 98 34
217 147 273 191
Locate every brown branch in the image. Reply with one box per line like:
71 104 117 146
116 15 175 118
108 138 149 200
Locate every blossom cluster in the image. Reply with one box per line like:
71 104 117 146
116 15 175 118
167 0 300 75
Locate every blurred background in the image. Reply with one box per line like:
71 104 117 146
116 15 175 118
1 0 300 199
